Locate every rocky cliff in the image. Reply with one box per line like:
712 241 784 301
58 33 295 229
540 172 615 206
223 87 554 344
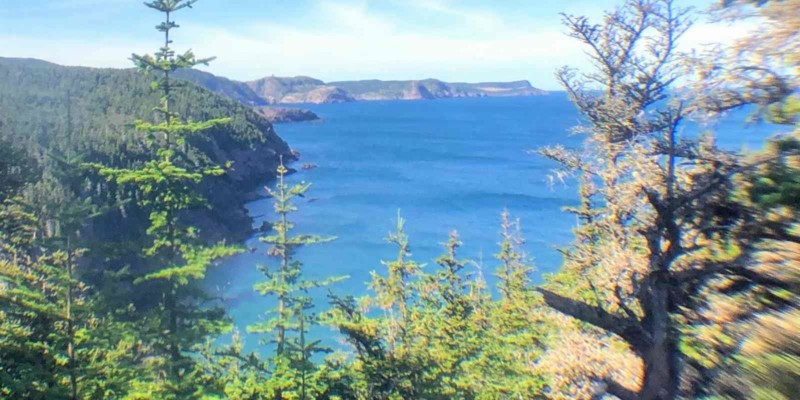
235 76 546 104
245 76 356 104
328 78 548 101
172 68 547 105
256 107 320 123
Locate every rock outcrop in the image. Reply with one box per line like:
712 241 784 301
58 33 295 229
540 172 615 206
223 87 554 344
256 107 320 123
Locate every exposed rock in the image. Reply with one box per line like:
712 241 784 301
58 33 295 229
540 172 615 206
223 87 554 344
281 86 355 104
245 76 356 104
256 107 320 123
332 78 548 101
240 75 547 104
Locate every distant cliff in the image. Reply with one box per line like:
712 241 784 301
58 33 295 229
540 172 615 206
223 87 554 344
246 76 355 104
174 70 547 105
251 77 547 103
330 79 548 101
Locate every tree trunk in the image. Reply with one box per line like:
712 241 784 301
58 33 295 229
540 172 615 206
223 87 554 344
639 280 679 400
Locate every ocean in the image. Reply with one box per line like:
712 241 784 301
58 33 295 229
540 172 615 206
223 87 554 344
203 93 782 350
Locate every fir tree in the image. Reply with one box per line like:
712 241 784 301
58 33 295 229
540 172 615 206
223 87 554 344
90 0 241 397
325 215 428 400
486 211 547 397
414 230 484 398
0 93 125 400
369 214 423 353
248 159 345 400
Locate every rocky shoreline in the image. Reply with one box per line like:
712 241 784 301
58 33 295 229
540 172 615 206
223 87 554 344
256 107 320 123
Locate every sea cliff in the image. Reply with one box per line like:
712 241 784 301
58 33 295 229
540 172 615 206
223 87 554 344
175 69 548 105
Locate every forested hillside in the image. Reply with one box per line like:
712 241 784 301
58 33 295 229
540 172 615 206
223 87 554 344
0 0 797 399
0 56 293 244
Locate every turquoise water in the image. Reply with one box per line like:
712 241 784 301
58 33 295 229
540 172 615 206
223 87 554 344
204 94 782 350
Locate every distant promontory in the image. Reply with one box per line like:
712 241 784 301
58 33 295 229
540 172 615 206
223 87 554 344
173 69 548 106
256 107 320 124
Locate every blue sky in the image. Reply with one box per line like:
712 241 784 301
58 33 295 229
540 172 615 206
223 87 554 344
0 0 735 89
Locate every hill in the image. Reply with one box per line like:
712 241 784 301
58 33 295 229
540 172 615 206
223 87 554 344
330 78 548 100
0 57 294 243
247 77 547 103
172 68 267 105
171 70 548 104
246 75 355 104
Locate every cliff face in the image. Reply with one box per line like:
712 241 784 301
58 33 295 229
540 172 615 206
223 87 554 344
173 68 267 106
228 75 547 104
168 68 547 105
245 76 348 104
280 86 356 104
331 78 548 100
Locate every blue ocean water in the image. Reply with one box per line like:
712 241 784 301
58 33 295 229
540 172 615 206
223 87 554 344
204 93 783 351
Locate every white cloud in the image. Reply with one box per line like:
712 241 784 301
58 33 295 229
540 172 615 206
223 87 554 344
0 0 753 89
0 34 149 69
403 0 507 33
181 17 581 86
315 1 395 33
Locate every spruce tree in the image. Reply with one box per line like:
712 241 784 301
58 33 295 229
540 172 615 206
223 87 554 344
248 159 345 400
486 211 546 397
0 94 123 399
369 214 422 353
90 0 240 397
324 215 427 400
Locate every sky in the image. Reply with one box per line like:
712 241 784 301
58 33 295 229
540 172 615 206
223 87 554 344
0 0 742 89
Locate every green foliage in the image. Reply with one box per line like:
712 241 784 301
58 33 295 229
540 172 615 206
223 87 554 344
0 55 291 271
3 1 800 399
81 2 245 397
325 212 548 399
243 160 345 400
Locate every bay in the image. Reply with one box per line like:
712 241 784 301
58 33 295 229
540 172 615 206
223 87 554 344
204 93 781 351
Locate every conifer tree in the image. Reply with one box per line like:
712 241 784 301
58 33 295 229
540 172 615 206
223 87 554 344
486 211 547 397
369 215 423 353
533 0 750 398
90 0 241 397
325 215 428 400
0 95 129 399
413 230 491 398
248 159 345 400
685 1 800 397
535 0 799 398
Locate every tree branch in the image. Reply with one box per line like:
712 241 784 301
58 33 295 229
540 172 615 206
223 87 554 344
606 378 640 400
536 288 651 354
